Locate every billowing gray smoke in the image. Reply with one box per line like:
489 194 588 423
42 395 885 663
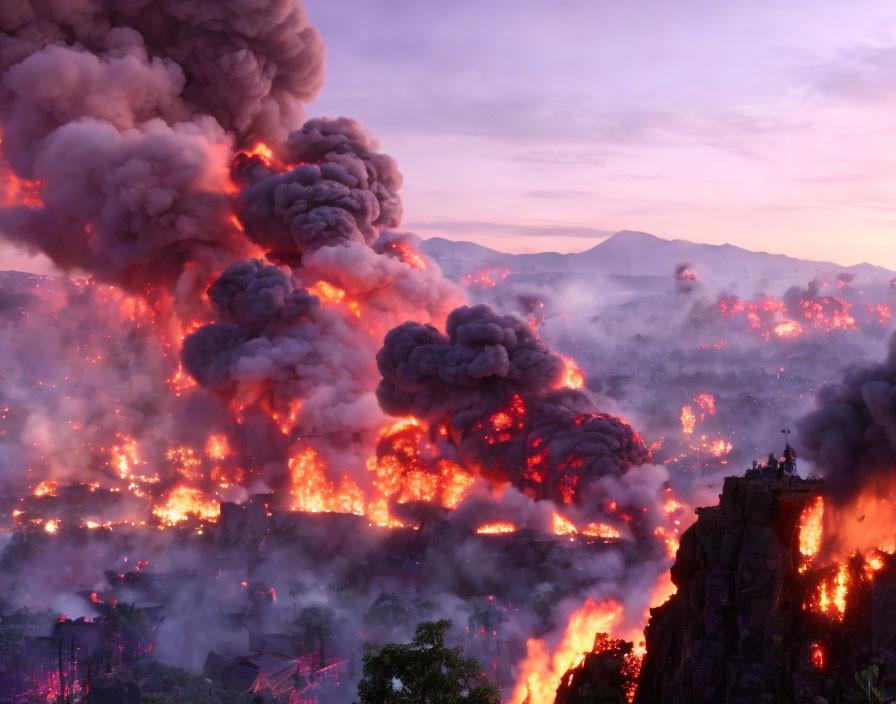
0 0 324 152
798 331 896 500
0 0 325 290
181 259 320 391
0 0 460 489
376 304 648 507
234 117 403 261
179 114 459 487
0 2 680 701
674 261 698 293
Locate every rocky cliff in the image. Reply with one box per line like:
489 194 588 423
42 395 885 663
633 476 896 704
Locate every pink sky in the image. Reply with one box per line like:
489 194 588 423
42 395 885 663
306 0 896 268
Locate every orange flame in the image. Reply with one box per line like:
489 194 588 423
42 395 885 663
205 433 232 461
476 522 517 535
582 522 621 539
509 599 625 704
388 241 428 270
289 447 365 515
168 364 198 397
552 512 578 538
152 486 221 525
693 394 715 419
560 355 586 389
33 480 59 498
166 444 202 481
244 142 275 167
461 267 509 288
368 418 476 509
798 495 824 571
308 280 346 304
810 642 824 670
774 320 804 338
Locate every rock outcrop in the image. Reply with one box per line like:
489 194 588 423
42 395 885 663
633 476 895 704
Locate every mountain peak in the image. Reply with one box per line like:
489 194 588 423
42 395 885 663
609 229 665 243
585 230 667 253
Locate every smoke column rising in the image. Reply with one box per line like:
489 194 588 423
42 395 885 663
0 1 681 701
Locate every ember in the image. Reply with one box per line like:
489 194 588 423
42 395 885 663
461 267 509 288
810 642 824 670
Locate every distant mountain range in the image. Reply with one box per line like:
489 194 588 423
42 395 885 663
421 230 895 292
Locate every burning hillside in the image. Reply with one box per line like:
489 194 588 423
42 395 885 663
0 0 664 538
6 1 896 703
0 1 690 702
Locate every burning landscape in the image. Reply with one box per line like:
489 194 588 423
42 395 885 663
2 2 896 703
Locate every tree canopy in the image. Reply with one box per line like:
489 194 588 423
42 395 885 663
356 619 500 704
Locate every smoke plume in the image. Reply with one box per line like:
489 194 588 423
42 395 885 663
0 3 683 702
376 304 648 509
0 0 325 292
798 332 896 500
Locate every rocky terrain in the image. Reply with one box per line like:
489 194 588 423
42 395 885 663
634 476 896 704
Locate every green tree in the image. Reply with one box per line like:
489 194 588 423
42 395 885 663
356 619 500 704
845 665 896 704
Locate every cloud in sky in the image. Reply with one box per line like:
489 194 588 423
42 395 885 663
305 0 896 268
408 219 615 240
801 44 896 102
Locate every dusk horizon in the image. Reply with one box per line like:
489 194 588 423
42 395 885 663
3 3 896 704
307 0 896 267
